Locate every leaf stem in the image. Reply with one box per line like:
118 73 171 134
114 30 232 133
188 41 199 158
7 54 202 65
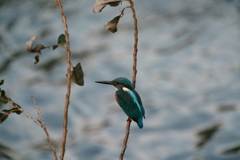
45 44 67 50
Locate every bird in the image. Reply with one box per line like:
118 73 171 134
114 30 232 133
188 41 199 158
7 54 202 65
95 77 145 129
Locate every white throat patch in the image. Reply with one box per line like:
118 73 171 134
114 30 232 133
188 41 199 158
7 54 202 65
123 87 131 92
114 86 131 92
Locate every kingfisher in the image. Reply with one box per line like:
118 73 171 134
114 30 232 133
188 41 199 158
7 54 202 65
95 77 145 129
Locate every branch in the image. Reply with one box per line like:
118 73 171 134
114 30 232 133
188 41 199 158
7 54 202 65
31 95 58 160
55 0 72 160
129 0 138 89
8 97 58 160
119 120 132 160
119 0 139 159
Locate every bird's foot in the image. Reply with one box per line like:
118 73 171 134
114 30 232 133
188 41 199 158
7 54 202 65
126 117 132 122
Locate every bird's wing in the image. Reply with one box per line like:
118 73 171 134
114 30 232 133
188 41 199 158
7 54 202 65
116 90 143 122
133 90 145 118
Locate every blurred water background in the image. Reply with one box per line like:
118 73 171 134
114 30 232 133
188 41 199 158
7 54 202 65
0 0 240 160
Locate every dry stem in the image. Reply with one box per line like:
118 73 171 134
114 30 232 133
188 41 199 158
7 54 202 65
31 95 58 160
55 0 72 160
9 98 58 160
119 0 139 160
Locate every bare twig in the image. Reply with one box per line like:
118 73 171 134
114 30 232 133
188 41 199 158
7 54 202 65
8 101 41 127
31 95 58 160
55 0 72 160
8 99 58 160
32 94 44 123
119 0 139 159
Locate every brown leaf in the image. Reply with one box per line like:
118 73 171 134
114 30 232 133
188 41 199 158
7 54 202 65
34 55 40 64
25 36 46 64
33 44 45 54
25 36 38 52
105 15 121 33
93 0 121 13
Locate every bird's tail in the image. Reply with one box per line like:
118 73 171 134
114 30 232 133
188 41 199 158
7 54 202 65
137 119 143 129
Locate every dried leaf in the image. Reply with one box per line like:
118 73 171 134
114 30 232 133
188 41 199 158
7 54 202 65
34 55 40 64
68 63 84 86
25 37 45 53
25 36 38 52
33 44 45 54
105 15 121 33
25 36 46 64
93 0 121 13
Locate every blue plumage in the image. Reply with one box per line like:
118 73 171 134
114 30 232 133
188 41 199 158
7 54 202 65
96 77 145 129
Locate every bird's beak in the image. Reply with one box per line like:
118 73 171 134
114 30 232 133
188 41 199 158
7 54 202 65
95 81 112 85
